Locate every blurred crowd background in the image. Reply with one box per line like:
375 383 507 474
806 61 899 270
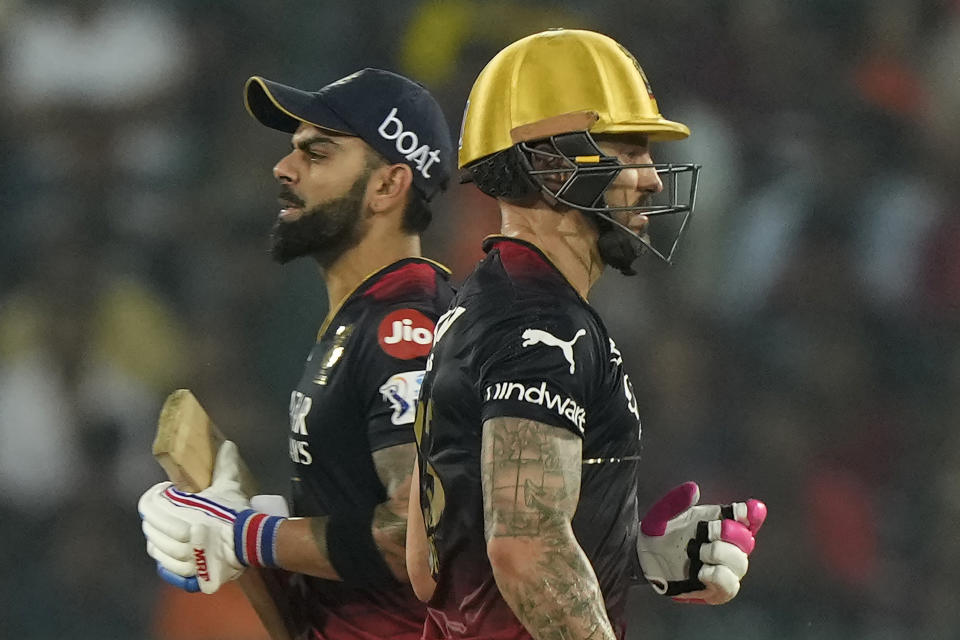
1 0 958 638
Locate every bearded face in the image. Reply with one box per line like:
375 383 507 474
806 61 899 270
270 167 372 268
594 212 649 276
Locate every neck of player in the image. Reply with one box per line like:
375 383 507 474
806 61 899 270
499 199 604 299
321 227 422 311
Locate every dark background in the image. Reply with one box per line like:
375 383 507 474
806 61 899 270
1 1 958 638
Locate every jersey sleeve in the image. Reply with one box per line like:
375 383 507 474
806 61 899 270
354 304 437 452
478 305 599 437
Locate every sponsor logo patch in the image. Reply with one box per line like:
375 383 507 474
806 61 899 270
623 373 640 425
379 370 426 425
377 107 442 179
521 327 586 374
378 309 434 359
609 338 623 367
194 548 210 582
485 380 586 433
426 305 466 371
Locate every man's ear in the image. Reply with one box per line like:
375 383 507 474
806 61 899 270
368 163 414 214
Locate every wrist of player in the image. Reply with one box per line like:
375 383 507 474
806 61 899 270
138 441 292 592
141 485 287 593
149 484 289 569
232 508 285 568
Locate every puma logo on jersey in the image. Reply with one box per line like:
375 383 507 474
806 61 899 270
521 328 586 374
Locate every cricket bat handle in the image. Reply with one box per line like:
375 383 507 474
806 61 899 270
153 389 306 640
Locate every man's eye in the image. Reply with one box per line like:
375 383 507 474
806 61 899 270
308 151 327 161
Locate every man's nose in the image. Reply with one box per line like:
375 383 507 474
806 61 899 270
616 161 662 200
635 159 663 196
273 151 298 183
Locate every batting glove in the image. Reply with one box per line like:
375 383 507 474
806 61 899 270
637 482 767 605
138 440 285 594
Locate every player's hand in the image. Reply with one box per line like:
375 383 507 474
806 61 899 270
138 441 283 593
637 482 766 605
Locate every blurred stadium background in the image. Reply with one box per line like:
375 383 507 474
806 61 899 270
1 1 958 638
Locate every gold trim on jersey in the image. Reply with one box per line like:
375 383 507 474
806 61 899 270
417 257 452 275
312 324 354 386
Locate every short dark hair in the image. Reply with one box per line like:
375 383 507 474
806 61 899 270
401 190 432 234
364 145 432 234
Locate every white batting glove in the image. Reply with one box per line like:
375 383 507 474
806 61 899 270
637 482 767 605
138 441 285 594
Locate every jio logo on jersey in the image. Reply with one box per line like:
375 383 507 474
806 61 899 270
377 308 434 360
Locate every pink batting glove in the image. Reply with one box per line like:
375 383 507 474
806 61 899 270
637 482 767 605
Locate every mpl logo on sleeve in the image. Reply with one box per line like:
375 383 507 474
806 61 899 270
379 370 426 425
377 107 442 179
377 308 435 359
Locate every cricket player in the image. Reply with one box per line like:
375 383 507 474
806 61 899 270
138 68 455 639
406 30 767 640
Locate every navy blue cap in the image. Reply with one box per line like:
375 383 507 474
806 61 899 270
244 68 452 201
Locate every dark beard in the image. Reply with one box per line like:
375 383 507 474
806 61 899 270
270 171 370 268
594 213 646 276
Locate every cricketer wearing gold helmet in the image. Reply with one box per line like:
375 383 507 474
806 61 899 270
406 29 768 640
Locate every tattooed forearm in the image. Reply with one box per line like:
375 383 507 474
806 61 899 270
371 443 418 580
482 417 616 640
373 501 408 573
482 417 581 538
276 441 413 581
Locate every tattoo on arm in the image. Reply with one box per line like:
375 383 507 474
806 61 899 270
284 442 413 581
372 442 418 579
482 417 616 640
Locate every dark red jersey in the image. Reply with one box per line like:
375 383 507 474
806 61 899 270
288 258 454 640
414 237 642 640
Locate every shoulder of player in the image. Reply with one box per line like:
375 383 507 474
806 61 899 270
455 270 599 342
360 258 452 306
462 261 579 319
481 237 579 299
473 301 606 376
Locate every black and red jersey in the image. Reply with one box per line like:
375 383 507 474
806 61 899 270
415 237 642 640
288 257 454 640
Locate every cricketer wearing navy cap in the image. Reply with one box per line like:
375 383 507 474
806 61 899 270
245 68 452 201
137 67 456 640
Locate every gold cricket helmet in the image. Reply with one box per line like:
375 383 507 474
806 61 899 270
458 28 690 169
